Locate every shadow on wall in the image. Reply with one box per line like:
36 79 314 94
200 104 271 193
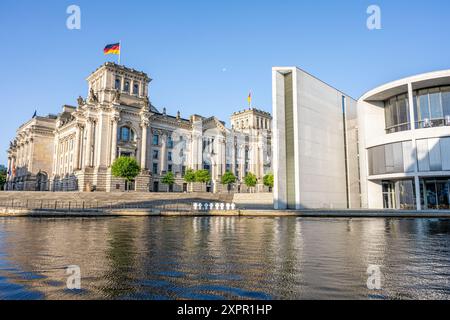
51 174 78 192
5 167 50 191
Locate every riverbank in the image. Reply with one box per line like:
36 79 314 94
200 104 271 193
1 207 450 218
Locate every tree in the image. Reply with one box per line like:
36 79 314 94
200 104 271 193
183 168 196 192
161 171 175 192
195 169 211 191
244 173 257 193
221 171 236 193
111 156 141 191
0 165 6 191
263 173 274 192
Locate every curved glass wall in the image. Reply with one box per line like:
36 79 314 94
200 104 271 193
368 141 414 176
385 94 410 133
384 86 450 133
414 86 450 129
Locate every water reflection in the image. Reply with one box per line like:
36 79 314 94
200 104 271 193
0 217 449 300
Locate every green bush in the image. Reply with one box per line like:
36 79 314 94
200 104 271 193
0 165 6 190
195 169 211 184
161 171 175 189
263 173 274 189
111 156 141 182
244 172 257 188
183 169 196 183
221 171 236 192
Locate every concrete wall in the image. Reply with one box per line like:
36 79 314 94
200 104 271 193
273 67 360 209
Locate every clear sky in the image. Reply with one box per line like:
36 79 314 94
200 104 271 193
1 0 450 165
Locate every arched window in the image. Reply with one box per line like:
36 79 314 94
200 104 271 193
133 83 139 95
119 126 135 142
124 80 130 93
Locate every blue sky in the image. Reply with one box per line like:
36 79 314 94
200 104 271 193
1 0 450 165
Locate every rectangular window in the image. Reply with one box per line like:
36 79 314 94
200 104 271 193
152 150 159 160
167 136 173 148
419 92 430 123
429 90 443 119
441 137 450 170
441 88 450 118
168 164 173 172
153 134 159 145
428 138 442 171
152 163 158 175
397 96 409 127
115 78 121 90
124 80 130 93
417 139 430 172
133 83 139 95
181 165 186 177
168 151 172 162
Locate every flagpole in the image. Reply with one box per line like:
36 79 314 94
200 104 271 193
118 40 121 65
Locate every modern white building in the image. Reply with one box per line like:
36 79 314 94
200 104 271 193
273 67 450 211
358 70 450 210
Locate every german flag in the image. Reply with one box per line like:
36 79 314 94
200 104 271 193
104 43 120 55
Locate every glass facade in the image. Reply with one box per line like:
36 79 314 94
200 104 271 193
414 87 450 129
382 179 416 210
416 137 450 172
420 178 450 210
368 141 414 175
385 94 410 133
384 86 450 133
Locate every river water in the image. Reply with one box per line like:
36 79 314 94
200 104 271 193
0 217 449 300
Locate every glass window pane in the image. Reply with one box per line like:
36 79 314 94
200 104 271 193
419 93 430 121
391 98 398 127
393 142 404 172
441 90 450 117
121 127 130 141
385 143 394 173
440 137 450 170
428 138 442 171
397 96 409 125
385 100 393 128
402 141 415 173
417 139 430 172
429 91 443 119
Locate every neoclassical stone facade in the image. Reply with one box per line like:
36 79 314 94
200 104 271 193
5 63 272 193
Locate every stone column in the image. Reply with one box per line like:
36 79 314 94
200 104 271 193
110 116 119 166
140 119 149 169
221 139 226 175
85 119 94 167
6 157 11 181
74 125 82 170
160 132 167 174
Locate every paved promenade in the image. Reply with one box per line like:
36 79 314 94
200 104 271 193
1 192 449 218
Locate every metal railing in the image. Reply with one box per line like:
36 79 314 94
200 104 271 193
0 199 196 212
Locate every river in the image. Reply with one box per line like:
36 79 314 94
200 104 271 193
0 217 449 300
